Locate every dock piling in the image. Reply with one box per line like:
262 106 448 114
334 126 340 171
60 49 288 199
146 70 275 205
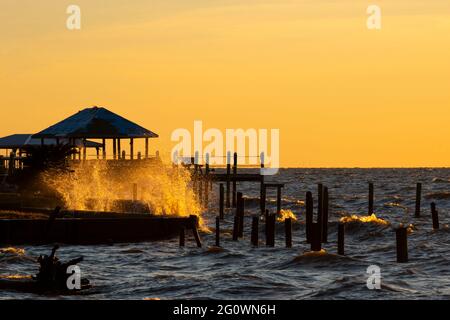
190 215 202 248
305 191 313 243
396 227 408 263
232 152 237 207
219 183 224 220
232 215 239 241
285 218 292 248
251 216 259 246
215 216 220 247
237 192 244 238
368 182 374 215
338 223 345 255
317 184 323 235
226 152 231 208
266 212 275 247
322 187 329 243
310 223 322 251
431 202 439 230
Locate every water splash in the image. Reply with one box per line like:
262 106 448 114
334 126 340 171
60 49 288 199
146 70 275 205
276 209 297 222
0 274 32 279
41 160 202 219
0 247 25 255
340 213 389 225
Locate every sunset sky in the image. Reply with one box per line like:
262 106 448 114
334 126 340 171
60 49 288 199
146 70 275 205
1 0 449 167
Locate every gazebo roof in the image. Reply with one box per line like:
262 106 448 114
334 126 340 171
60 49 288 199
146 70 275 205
32 106 159 139
0 134 102 149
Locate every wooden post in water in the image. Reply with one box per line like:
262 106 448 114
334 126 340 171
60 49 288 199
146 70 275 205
232 152 237 208
276 185 282 214
132 183 138 202
415 183 422 217
121 150 126 160
396 227 408 263
130 138 134 160
251 216 259 247
431 202 439 230
337 223 345 255
322 187 329 243
226 152 231 208
261 185 267 216
285 218 292 248
118 139 121 159
311 223 322 251
219 184 224 220
260 152 265 215
306 191 313 243
317 183 323 235
368 182 374 215
237 192 244 238
190 215 202 248
232 215 239 241
215 216 220 247
179 227 185 247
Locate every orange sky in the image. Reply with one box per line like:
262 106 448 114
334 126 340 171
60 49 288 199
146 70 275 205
0 0 449 167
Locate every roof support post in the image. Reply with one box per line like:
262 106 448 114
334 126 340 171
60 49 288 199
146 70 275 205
145 138 149 159
130 138 134 160
82 139 87 161
113 138 117 160
118 139 121 159
102 139 106 160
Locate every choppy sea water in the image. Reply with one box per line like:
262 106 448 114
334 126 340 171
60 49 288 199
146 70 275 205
1 168 449 300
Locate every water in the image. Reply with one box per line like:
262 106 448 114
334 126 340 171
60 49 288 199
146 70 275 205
1 168 449 300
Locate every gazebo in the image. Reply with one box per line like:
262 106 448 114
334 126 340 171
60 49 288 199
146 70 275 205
32 106 159 160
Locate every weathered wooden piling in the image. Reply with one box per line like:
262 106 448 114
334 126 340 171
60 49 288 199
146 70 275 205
337 223 345 255
226 152 231 208
219 183 224 220
415 183 422 217
305 191 313 243
179 227 185 247
251 216 259 246
317 184 323 234
431 202 439 230
276 185 282 214
232 215 239 241
232 152 238 208
132 183 138 202
368 182 374 215
322 187 329 243
260 152 265 215
190 215 202 248
215 216 220 247
261 184 267 215
396 227 408 263
285 218 292 248
310 223 322 251
237 192 244 238
237 192 245 238
266 213 275 247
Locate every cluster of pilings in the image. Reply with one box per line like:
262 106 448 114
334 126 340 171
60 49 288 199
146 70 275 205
182 172 446 264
